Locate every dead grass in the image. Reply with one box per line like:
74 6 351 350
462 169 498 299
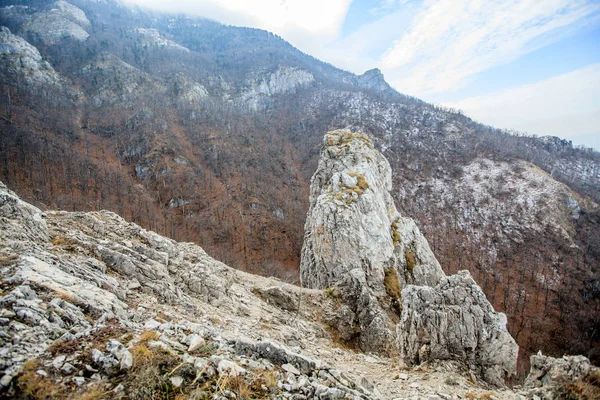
390 220 402 245
384 267 402 316
464 392 495 399
47 339 82 356
347 171 370 193
125 343 187 400
558 369 600 400
191 369 277 400
384 268 401 299
14 360 60 399
138 330 160 344
50 235 80 253
0 254 19 266
405 251 416 273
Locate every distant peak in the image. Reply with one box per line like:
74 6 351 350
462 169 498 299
356 68 394 93
361 68 383 76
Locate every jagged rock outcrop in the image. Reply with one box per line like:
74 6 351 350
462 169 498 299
300 130 518 385
357 68 394 93
524 352 600 399
0 27 61 86
20 1 90 44
136 28 190 52
300 129 445 352
398 271 518 386
300 129 444 290
241 66 315 109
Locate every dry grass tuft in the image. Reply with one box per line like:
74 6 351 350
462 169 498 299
47 339 81 356
405 251 416 272
14 360 60 399
138 330 160 344
0 254 19 266
390 220 402 245
384 268 401 299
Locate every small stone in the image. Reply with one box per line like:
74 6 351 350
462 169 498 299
61 362 76 375
282 363 301 375
409 382 419 388
52 355 66 370
0 310 16 318
128 280 141 290
297 377 308 388
120 350 133 370
188 334 206 352
36 370 48 377
73 376 85 386
91 349 104 364
398 373 409 380
115 383 125 392
85 364 98 373
144 319 161 330
217 359 246 377
170 376 184 388
0 375 12 387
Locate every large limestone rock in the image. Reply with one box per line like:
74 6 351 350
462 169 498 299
0 27 61 87
21 1 90 45
523 352 600 399
0 181 49 247
398 271 518 386
300 129 444 290
300 130 518 384
300 129 445 352
241 66 315 110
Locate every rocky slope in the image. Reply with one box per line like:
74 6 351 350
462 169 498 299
0 0 599 372
2 141 598 399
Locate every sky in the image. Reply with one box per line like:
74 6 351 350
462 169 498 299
123 0 600 150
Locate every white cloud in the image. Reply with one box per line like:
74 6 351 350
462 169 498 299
379 0 600 95
446 64 600 150
121 0 351 57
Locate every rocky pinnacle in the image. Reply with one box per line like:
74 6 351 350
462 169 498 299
300 129 518 385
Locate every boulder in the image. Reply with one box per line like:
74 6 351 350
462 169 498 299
523 352 600 398
397 271 518 386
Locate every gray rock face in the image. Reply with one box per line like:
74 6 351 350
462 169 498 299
241 66 314 110
300 130 517 384
524 352 599 398
300 129 445 352
300 129 444 290
0 27 61 87
21 1 90 45
356 68 394 93
398 271 518 386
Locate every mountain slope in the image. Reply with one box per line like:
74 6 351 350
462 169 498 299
0 0 599 373
4 179 583 399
